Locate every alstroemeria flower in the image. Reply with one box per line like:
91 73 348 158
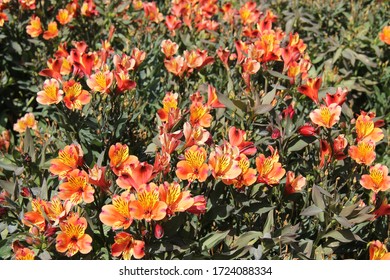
355 114 384 143
379 26 390 45
100 191 134 230
297 77 322 103
348 141 376 165
176 145 209 182
63 80 91 110
360 164 390 193
309 103 341 128
228 126 256 156
37 78 63 105
111 232 145 260
284 171 306 195
12 241 35 260
56 214 92 257
58 169 95 205
26 15 42 37
189 101 212 128
324 87 348 106
183 122 210 148
157 92 179 122
56 9 73 25
159 181 194 216
116 161 154 191
369 240 390 260
49 143 83 179
333 134 348 160
164 56 187 77
161 39 179 58
256 146 286 185
43 21 58 40
108 143 139 176
209 142 241 180
13 112 38 133
223 154 257 188
130 183 167 222
86 70 113 93
22 198 49 233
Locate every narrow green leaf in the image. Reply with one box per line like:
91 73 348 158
200 230 230 251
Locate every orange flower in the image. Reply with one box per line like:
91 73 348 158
324 87 348 106
239 1 260 26
143 2 163 23
209 142 242 180
297 77 322 103
373 198 390 218
131 47 146 69
99 191 134 230
228 126 256 156
22 198 49 232
159 181 194 216
13 112 37 133
189 100 212 128
36 78 63 105
157 92 179 122
284 171 306 195
355 114 384 143
369 240 390 260
86 70 113 93
88 164 110 191
116 161 154 191
49 143 83 179
12 241 35 260
379 26 390 45
43 21 58 40
0 12 8 27
0 130 10 153
183 122 210 148
333 134 348 160
176 145 209 182
187 195 207 215
164 56 187 77
108 143 139 176
165 15 182 33
223 154 257 188
58 169 95 204
319 139 332 168
26 15 42 37
130 183 167 222
46 196 71 225
309 103 341 128
56 8 73 25
161 39 179 58
111 232 145 260
242 58 260 74
360 164 390 193
348 141 376 165
56 214 92 257
256 146 286 185
63 80 91 110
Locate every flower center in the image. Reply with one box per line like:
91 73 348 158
113 196 130 217
320 107 331 126
166 184 180 205
95 72 107 90
138 190 159 211
370 169 383 187
185 149 205 169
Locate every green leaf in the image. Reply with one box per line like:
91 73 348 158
199 230 230 251
322 229 364 243
267 70 289 80
300 205 323 216
232 231 262 249
0 179 15 194
11 41 22 55
253 104 274 115
312 185 326 210
217 93 244 117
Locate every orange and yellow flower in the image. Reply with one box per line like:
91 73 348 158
26 15 42 37
379 26 390 45
63 80 91 110
13 112 37 133
158 181 194 216
58 169 95 205
369 240 390 260
183 122 210 148
297 77 322 104
56 214 92 257
0 13 8 27
209 142 241 180
164 56 187 77
355 114 384 143
130 183 167 222
176 145 209 182
256 146 286 185
157 92 179 122
86 70 113 93
12 241 35 260
43 21 58 40
56 8 73 25
49 143 83 179
161 39 179 58
116 161 154 191
189 101 212 128
22 198 49 232
99 191 134 230
360 164 390 193
348 141 376 165
223 154 257 188
309 103 341 128
37 78 63 105
108 143 139 176
111 232 145 260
